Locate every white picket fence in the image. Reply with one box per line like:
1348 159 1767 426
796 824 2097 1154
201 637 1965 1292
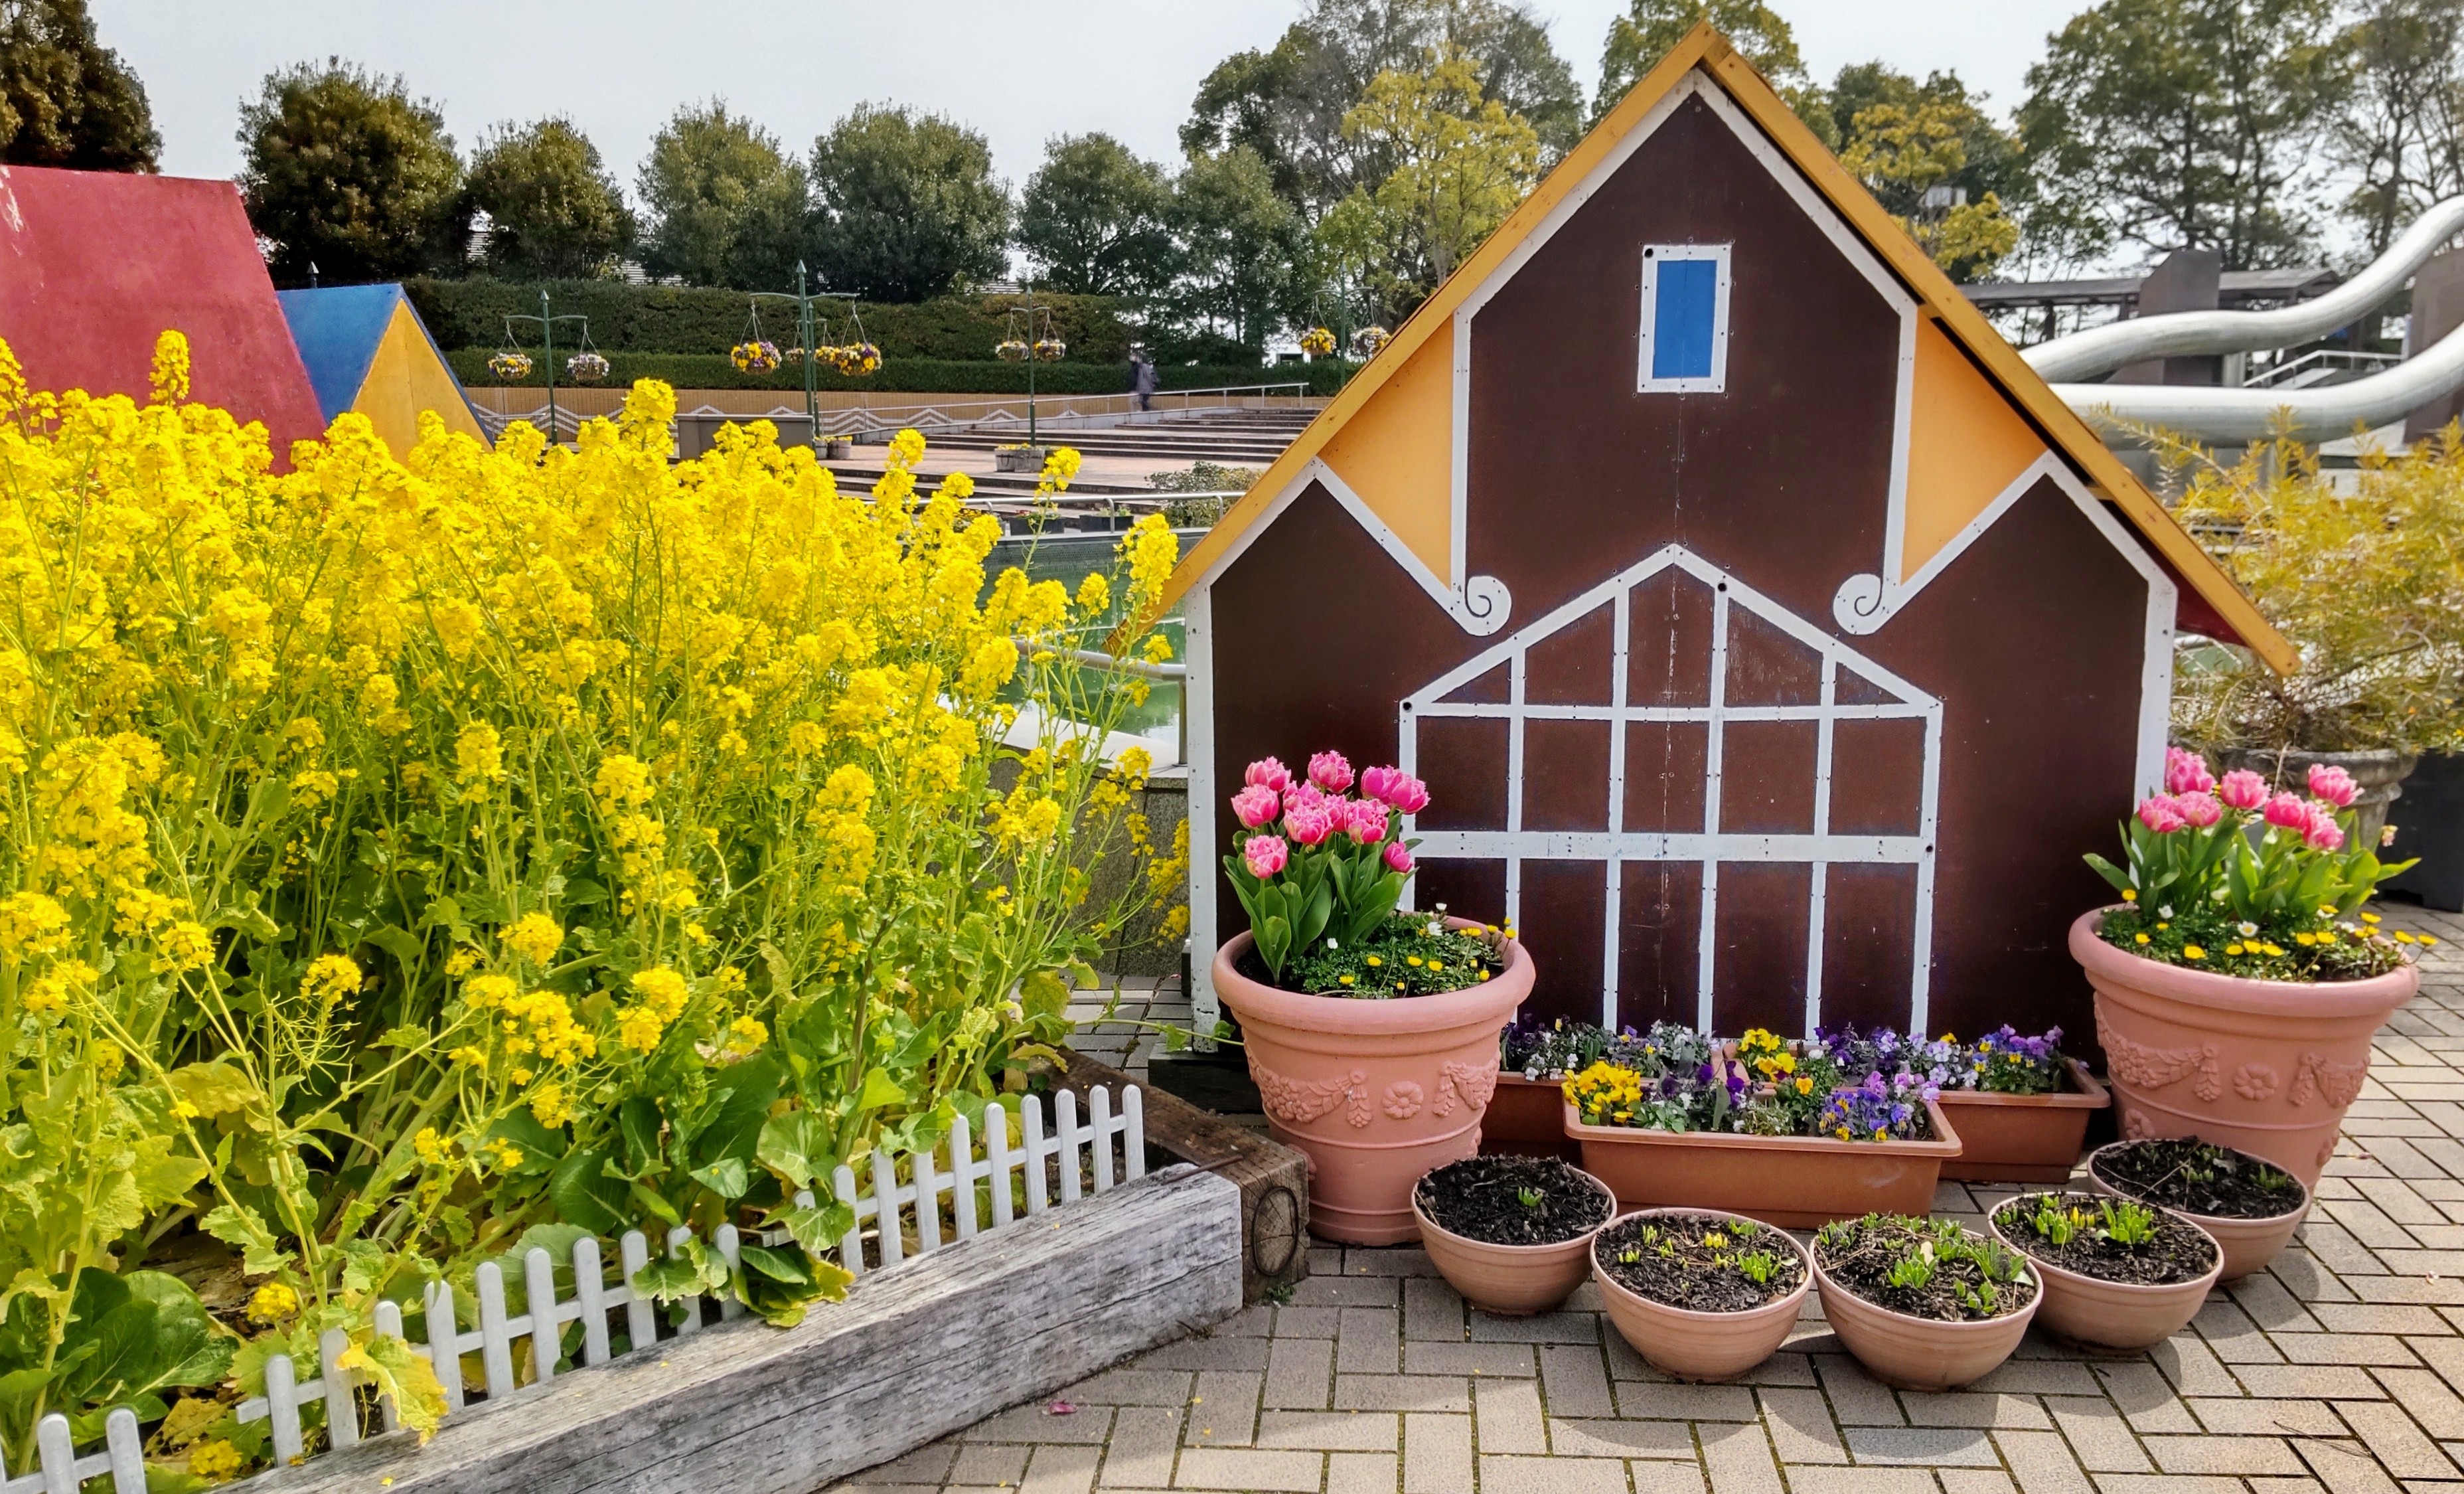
1 1085 1143 1493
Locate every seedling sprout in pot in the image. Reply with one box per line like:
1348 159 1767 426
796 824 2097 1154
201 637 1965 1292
1590 1210 1811 1382
1988 1191 2220 1352
2086 1137 2310 1280
1411 1155 1612 1315
1811 1214 2039 1390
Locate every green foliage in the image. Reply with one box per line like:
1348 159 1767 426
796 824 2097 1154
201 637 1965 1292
2028 1196 2080 1244
0 0 157 171
1018 134 1176 297
806 104 1010 303
2332 0 2464 252
1171 147 1309 352
0 1270 232 1468
1338 44 1542 291
2102 1199 2160 1246
465 117 635 280
445 349 1346 397
635 102 808 291
1835 72 2024 282
1596 0 1833 133
238 60 466 286
2017 0 2347 270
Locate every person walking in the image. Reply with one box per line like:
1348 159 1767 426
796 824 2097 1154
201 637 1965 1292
1128 343 1158 414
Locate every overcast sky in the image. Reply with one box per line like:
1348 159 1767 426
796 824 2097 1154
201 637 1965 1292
95 0 2086 191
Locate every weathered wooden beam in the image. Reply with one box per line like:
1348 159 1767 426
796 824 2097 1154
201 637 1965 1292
246 1165 1242 1494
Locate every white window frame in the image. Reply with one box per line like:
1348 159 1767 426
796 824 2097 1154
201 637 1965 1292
1637 243 1732 394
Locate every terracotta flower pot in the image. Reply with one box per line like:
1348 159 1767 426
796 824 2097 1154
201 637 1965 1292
1483 1072 1575 1159
1936 1060 2112 1184
1988 1199 2222 1353
1592 1210 1812 1382
1567 1100 1963 1228
2071 908 2418 1186
2085 1140 2311 1282
1411 1168 1612 1315
1213 926 1533 1245
1812 1253 2039 1391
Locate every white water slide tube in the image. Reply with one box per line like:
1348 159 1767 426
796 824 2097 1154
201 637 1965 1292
2019 195 2464 443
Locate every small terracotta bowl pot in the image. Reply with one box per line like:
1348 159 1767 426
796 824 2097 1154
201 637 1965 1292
1592 1209 1812 1383
1812 1250 2040 1391
2084 1140 2310 1282
1412 1167 1614 1317
1988 1194 2222 1353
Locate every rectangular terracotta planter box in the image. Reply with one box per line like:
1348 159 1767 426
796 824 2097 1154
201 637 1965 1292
1482 1072 1577 1159
1934 1059 2111 1184
1565 1099 1964 1228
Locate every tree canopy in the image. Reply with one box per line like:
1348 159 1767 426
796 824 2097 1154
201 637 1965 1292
466 118 635 281
806 104 1010 302
0 0 157 171
1017 133 1175 297
635 102 807 293
238 60 465 286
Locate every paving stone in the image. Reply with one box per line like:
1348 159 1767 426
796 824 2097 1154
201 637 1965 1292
1021 1442 1103 1494
1819 1355 1910 1426
1478 1452 1630 1494
1760 1386 1851 1465
1403 1412 1471 1494
1403 1339 1537 1376
1968 1361 2104 1396
1541 1343 1616 1418
2183 1397 2347 1436
1788 1469 1943 1494
953 1442 1033 1485
1548 1417 1697 1458
1475 1374 1547 1453
2236 1365 2388 1400
1699 1419 1785 1494
2234 1274 2325 1332
2088 1475 2248 1494
969 1405 1118 1445
1900 1392 2052 1429
1994 1428 2096 1494
1845 1426 2002 1466
1632 1461 1709 1494
2143 1434 2305 1475
1255 1410 1399 1452
2194 1298 2287 1363
1336 1373 1471 1414
1262 1336 1333 1411
1327 1450 1399 1494
2315 1305 2453 1335
2337 1400 2460 1479
2274 1333 2422 1366
1336 1306 1400 1375
1170 1446 1323 1491
1273 1305 1343 1339
2151 1331 2250 1394
1466 1309 1604 1344
1615 1381 1760 1421
2091 1367 2199 1434
1065 1368 1196 1406
1344 1248 1441 1277
2296 1438 2404 1494
1099 1406 1182 1489
2374 1367 2464 1439
1402 1276 1463 1342
2047 1396 2156 1473
1184 1370 1261 1448
1137 1335 1273 1372
1938 1471 2020 1494
1291 1274 1401 1307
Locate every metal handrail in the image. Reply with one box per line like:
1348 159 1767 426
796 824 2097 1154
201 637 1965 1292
2240 349 2400 388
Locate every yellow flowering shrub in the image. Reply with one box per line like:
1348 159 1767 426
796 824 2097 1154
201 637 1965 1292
0 337 1181 1464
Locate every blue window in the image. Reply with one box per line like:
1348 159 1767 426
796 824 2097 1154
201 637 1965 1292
1638 245 1731 393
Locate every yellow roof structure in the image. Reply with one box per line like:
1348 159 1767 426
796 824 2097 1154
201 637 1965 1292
1162 23 2295 673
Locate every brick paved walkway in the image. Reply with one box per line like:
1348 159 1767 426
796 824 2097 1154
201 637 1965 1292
837 903 2464 1494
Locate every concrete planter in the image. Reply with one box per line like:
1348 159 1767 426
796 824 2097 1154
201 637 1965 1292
1567 1100 1963 1228
1936 1060 2112 1183
994 446 1047 472
2073 908 2418 1186
242 1167 1242 1494
2217 747 2415 853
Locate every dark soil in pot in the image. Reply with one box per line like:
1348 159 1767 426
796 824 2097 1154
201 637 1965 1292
2090 1138 2307 1220
1414 1155 1610 1246
1595 1213 1804 1313
1813 1215 2037 1322
1991 1193 2218 1285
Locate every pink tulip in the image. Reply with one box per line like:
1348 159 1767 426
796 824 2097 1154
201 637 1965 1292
1363 765 1430 814
2263 792 2310 831
1284 803 1333 847
1244 758 1291 794
1243 835 1288 878
1383 841 1415 873
2307 764 2360 809
2172 791 2222 829
1308 750 1354 793
2304 805 2346 852
2218 769 2268 811
2165 746 2216 797
2137 796 2189 834
1231 785 1280 829
1347 799 1389 845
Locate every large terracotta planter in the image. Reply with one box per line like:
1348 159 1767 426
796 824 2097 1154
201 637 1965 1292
1813 1253 2040 1391
2071 909 2418 1186
1483 1072 1574 1159
2085 1141 2311 1282
1212 928 1533 1245
1592 1210 1812 1382
1566 1100 1963 1228
1988 1199 2222 1353
1937 1060 2112 1183
1412 1169 1612 1315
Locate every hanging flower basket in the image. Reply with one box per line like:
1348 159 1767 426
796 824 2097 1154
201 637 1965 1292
487 352 532 382
1032 337 1067 363
1299 327 1337 357
731 340 781 374
834 342 882 376
995 339 1031 363
566 351 610 384
1350 326 1391 359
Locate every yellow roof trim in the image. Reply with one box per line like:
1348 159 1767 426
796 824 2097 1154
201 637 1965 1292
1156 21 2294 675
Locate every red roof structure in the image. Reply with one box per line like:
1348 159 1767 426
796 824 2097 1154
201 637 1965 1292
0 165 325 453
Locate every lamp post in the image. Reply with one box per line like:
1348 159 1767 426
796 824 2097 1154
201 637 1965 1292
1024 275 1041 450
746 261 854 448
503 288 589 445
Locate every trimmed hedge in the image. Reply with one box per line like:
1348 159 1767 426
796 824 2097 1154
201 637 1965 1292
449 350 1352 397
406 278 1140 364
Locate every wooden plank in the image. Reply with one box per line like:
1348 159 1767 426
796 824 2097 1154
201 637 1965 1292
241 1165 1241 1494
1060 1052 1310 1303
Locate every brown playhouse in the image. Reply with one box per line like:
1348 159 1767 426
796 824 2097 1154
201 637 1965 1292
1167 26 2293 1044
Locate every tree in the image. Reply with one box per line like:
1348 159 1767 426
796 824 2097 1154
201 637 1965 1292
1182 0 1579 218
1831 68 2026 281
0 0 156 171
238 60 464 286
806 104 1010 303
1017 133 1176 297
1596 0 1830 137
1341 45 1542 289
1170 146 1307 351
636 103 807 290
2329 0 2464 252
465 118 634 280
2017 0 2347 271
